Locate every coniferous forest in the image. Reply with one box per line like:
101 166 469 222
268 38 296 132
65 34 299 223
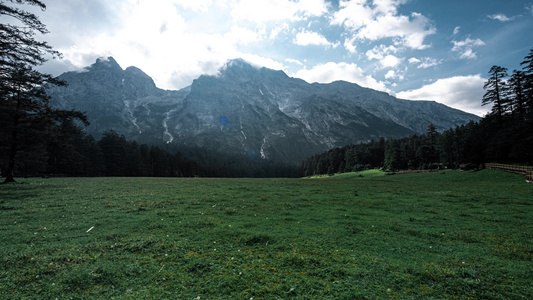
302 48 533 176
0 125 301 178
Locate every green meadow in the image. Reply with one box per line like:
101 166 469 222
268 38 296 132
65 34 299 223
1 170 531 299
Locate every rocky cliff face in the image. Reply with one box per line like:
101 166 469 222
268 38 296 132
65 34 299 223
47 57 480 164
48 57 188 142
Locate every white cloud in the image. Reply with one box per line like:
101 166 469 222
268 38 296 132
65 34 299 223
343 36 358 53
408 57 442 69
366 45 402 68
294 29 333 47
452 38 485 49
385 70 396 79
226 25 266 45
527 4 533 15
331 0 374 29
459 49 477 60
452 37 485 60
418 58 441 69
285 58 303 65
488 14 513 22
239 54 286 71
373 0 408 15
385 70 404 80
298 0 331 17
332 1 435 50
453 26 460 35
366 44 399 60
396 75 489 116
357 13 435 50
269 23 290 39
231 0 329 23
381 55 403 68
293 62 390 92
177 0 213 12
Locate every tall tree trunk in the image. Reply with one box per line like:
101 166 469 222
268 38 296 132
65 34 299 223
495 77 503 129
3 92 21 184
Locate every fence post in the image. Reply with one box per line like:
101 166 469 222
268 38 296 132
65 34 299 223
527 170 533 183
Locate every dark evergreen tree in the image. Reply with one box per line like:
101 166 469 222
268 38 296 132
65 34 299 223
77 135 105 176
508 70 527 120
138 144 153 176
402 135 420 169
47 116 88 176
384 139 401 171
0 0 86 182
150 146 171 177
520 48 533 119
482 66 509 128
419 124 439 168
98 131 129 176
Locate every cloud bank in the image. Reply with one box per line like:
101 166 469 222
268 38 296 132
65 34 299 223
28 0 530 117
294 62 389 92
397 75 489 116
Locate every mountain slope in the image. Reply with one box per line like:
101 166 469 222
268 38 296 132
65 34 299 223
46 57 480 164
48 57 188 143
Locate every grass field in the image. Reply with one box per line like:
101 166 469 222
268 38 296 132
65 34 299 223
1 170 532 299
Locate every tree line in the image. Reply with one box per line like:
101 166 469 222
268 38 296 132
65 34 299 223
2 120 300 178
302 48 533 176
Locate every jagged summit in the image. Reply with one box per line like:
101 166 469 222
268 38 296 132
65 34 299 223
218 58 290 80
89 56 122 71
46 57 480 164
217 58 263 80
225 58 253 68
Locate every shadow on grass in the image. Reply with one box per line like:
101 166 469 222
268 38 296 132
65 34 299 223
0 179 42 203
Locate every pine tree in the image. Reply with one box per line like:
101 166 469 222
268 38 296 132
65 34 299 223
482 65 509 128
98 131 128 176
384 139 401 171
1 1 86 182
520 48 533 119
507 70 527 120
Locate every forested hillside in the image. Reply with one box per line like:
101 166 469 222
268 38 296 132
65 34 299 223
11 126 300 178
302 48 533 176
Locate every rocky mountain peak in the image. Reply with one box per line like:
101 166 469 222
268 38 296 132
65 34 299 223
218 58 261 80
224 58 254 69
124 66 157 93
89 56 123 72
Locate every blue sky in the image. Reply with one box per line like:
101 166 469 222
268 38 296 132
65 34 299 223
30 0 533 116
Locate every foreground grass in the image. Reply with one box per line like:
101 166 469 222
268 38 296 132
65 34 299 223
1 170 532 299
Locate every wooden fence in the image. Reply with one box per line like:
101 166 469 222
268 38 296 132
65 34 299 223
485 163 533 174
485 163 533 182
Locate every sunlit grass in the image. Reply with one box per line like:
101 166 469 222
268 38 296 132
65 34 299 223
1 170 532 298
305 169 386 179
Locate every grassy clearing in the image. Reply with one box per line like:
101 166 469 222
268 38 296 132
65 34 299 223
305 169 385 179
1 170 532 299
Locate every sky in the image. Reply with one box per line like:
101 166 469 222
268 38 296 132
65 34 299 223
24 0 533 116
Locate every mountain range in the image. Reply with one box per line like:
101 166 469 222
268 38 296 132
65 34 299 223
46 57 480 164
